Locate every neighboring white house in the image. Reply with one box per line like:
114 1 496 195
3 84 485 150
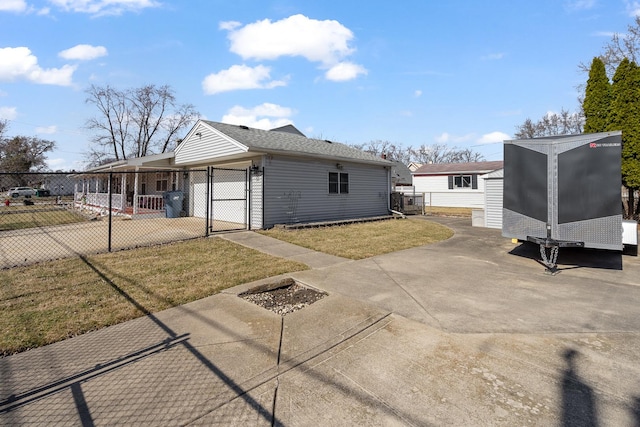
409 161 504 209
407 162 423 172
75 120 395 229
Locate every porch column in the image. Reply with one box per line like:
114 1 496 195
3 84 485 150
133 168 139 214
121 172 127 212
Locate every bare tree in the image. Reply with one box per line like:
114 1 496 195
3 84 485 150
455 148 485 163
578 16 640 78
351 140 413 163
514 109 584 139
0 119 7 140
352 140 486 164
85 84 200 163
409 143 485 164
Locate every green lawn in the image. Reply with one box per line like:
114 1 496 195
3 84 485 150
260 217 453 259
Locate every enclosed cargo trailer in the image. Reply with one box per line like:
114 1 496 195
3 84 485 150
502 131 631 273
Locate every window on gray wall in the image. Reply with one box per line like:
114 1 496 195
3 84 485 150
329 172 349 194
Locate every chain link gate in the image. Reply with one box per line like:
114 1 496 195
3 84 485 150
206 167 249 233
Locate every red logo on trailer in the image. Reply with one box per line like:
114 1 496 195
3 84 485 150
590 143 597 148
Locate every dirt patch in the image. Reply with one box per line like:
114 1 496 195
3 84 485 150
239 278 327 316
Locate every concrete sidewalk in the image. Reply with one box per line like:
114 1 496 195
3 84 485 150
2 217 640 425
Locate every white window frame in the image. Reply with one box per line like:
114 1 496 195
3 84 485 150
454 175 472 189
329 172 349 194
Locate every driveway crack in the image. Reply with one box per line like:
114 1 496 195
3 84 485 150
372 258 444 330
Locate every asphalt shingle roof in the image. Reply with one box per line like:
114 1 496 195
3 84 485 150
203 121 392 165
413 160 504 175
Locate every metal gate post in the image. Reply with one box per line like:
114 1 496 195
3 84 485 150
246 168 250 230
108 171 113 252
205 166 211 237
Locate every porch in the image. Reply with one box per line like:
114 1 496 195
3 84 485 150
72 170 183 219
75 193 166 218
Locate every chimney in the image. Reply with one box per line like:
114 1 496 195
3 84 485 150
381 153 387 160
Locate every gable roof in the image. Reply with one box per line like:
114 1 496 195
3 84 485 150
270 124 306 137
413 160 504 175
201 121 392 165
390 161 413 185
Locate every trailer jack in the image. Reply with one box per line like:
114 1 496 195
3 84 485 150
527 228 584 275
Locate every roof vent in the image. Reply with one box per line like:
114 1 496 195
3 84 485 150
325 139 332 144
238 125 249 130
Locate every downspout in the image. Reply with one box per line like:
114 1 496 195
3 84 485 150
386 165 405 218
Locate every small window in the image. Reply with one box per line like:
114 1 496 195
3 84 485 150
454 175 472 188
156 172 169 192
329 172 349 194
339 173 349 194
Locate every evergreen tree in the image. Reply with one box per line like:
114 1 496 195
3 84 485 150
608 58 640 218
583 57 611 133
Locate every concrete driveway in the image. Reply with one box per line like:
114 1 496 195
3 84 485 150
1 216 639 425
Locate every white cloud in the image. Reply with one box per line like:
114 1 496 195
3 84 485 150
0 47 76 85
219 20 241 31
47 0 160 16
435 132 475 144
221 14 367 82
36 125 57 134
202 64 287 95
414 89 422 98
221 103 295 129
0 0 27 12
593 31 615 37
477 131 510 144
435 132 451 143
626 0 640 16
564 0 596 12
0 106 17 120
59 44 107 60
224 14 355 64
481 52 505 60
325 61 367 81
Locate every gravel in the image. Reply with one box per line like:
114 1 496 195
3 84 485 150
239 278 327 316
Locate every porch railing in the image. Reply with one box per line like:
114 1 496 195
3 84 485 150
79 193 125 211
136 195 164 211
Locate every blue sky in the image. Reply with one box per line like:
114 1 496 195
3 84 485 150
0 0 638 170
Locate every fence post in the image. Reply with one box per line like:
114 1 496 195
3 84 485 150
205 167 211 237
108 171 113 252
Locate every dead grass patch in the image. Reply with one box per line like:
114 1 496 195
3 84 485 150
423 207 473 217
0 207 87 231
259 218 453 259
0 237 308 356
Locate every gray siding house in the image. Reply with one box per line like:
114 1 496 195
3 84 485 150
78 120 394 229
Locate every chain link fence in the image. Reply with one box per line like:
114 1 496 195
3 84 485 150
1 169 246 269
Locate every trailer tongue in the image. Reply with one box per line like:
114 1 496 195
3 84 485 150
502 131 632 274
